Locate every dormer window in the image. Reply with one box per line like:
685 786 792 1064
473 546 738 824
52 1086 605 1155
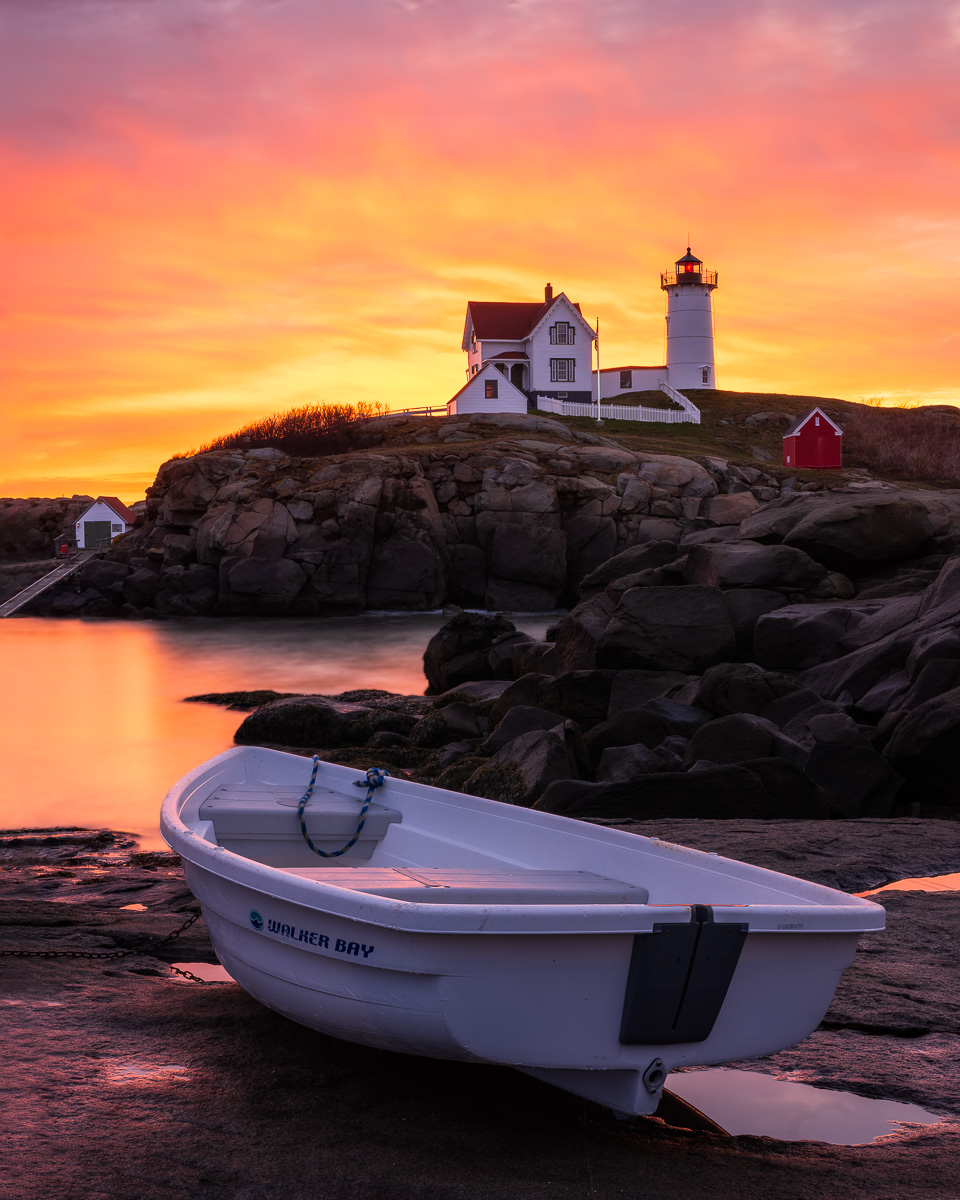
549 322 575 345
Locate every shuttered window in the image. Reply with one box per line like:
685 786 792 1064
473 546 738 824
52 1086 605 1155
549 323 574 344
550 359 575 383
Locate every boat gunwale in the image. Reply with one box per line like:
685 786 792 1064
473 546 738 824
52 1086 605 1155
161 747 886 937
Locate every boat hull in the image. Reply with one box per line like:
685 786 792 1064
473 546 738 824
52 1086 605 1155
180 859 859 1116
162 747 882 1117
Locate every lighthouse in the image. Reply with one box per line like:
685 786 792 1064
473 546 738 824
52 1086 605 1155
661 247 718 391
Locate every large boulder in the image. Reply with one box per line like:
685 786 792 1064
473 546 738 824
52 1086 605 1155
606 669 691 716
694 662 799 717
578 540 684 597
481 705 578 755
475 513 567 591
584 700 710 763
681 713 806 769
218 555 307 615
534 759 827 819
595 743 683 782
422 611 517 693
407 702 482 748
723 589 790 653
550 592 616 673
699 493 760 525
883 686 960 811
488 670 619 731
365 538 446 609
752 600 910 671
197 498 299 562
234 696 416 748
596 586 736 673
463 721 584 806
77 559 131 591
684 542 827 592
487 631 536 680
740 493 936 572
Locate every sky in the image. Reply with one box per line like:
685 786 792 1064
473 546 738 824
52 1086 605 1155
1 0 959 501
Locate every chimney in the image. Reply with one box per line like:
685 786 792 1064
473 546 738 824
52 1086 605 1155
544 282 553 303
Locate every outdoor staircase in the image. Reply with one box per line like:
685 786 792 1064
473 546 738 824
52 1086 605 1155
0 554 91 618
657 379 701 421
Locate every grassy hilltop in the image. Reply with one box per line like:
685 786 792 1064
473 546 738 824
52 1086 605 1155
185 389 960 491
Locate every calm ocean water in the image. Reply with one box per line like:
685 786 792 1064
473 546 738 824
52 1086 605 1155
0 613 552 849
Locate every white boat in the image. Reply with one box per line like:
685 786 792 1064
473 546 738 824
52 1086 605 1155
160 746 884 1117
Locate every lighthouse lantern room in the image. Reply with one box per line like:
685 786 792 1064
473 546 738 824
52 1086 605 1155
661 247 718 391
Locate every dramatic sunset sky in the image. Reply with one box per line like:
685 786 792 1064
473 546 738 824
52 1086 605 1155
2 0 959 500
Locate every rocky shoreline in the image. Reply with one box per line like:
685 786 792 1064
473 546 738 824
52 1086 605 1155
22 409 960 620
190 540 960 821
3 822 958 1200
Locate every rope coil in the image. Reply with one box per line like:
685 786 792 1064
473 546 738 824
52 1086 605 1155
298 759 390 859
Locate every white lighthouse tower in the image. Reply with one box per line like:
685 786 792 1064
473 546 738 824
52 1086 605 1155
661 247 718 391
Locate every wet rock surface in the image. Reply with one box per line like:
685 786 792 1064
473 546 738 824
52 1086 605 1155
3 822 960 1199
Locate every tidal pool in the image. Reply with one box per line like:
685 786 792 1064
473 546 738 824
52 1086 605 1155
665 1067 940 1144
0 613 552 848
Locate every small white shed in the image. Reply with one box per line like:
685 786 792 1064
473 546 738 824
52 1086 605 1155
447 362 529 416
75 496 135 550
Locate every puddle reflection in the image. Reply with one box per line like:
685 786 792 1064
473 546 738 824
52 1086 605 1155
860 872 960 896
172 962 235 982
665 1067 939 1144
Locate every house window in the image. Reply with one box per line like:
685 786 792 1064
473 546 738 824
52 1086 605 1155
471 364 478 375
484 379 499 399
701 367 709 384
815 416 820 426
550 358 576 383
471 332 477 352
111 523 122 533
549 322 575 345
620 370 632 389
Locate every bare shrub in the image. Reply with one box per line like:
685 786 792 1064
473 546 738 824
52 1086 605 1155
843 405 960 483
176 400 388 459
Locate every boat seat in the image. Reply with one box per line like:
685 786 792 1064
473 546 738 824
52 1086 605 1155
199 785 402 840
278 866 649 906
198 785 403 864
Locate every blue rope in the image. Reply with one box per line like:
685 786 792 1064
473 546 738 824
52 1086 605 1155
297 758 390 859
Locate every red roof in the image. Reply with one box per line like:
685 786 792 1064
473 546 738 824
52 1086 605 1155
98 496 136 523
489 351 529 360
782 408 843 438
465 297 585 342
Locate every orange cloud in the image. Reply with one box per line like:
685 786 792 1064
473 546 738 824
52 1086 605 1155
1 1 958 498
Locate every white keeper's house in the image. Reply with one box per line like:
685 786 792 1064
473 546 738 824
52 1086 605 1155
448 248 718 419
75 496 135 549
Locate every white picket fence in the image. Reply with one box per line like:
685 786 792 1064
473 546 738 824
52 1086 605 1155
536 394 701 425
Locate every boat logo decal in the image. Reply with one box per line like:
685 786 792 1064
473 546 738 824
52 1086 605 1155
255 915 375 959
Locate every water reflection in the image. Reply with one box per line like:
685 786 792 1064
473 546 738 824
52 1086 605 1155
860 873 960 896
172 962 235 983
665 1068 939 1144
0 614 552 849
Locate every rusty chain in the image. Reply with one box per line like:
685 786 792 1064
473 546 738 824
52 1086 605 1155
0 907 218 980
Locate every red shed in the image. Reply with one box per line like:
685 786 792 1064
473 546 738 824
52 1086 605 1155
782 407 843 469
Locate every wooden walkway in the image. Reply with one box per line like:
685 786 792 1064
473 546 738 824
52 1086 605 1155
0 554 90 617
